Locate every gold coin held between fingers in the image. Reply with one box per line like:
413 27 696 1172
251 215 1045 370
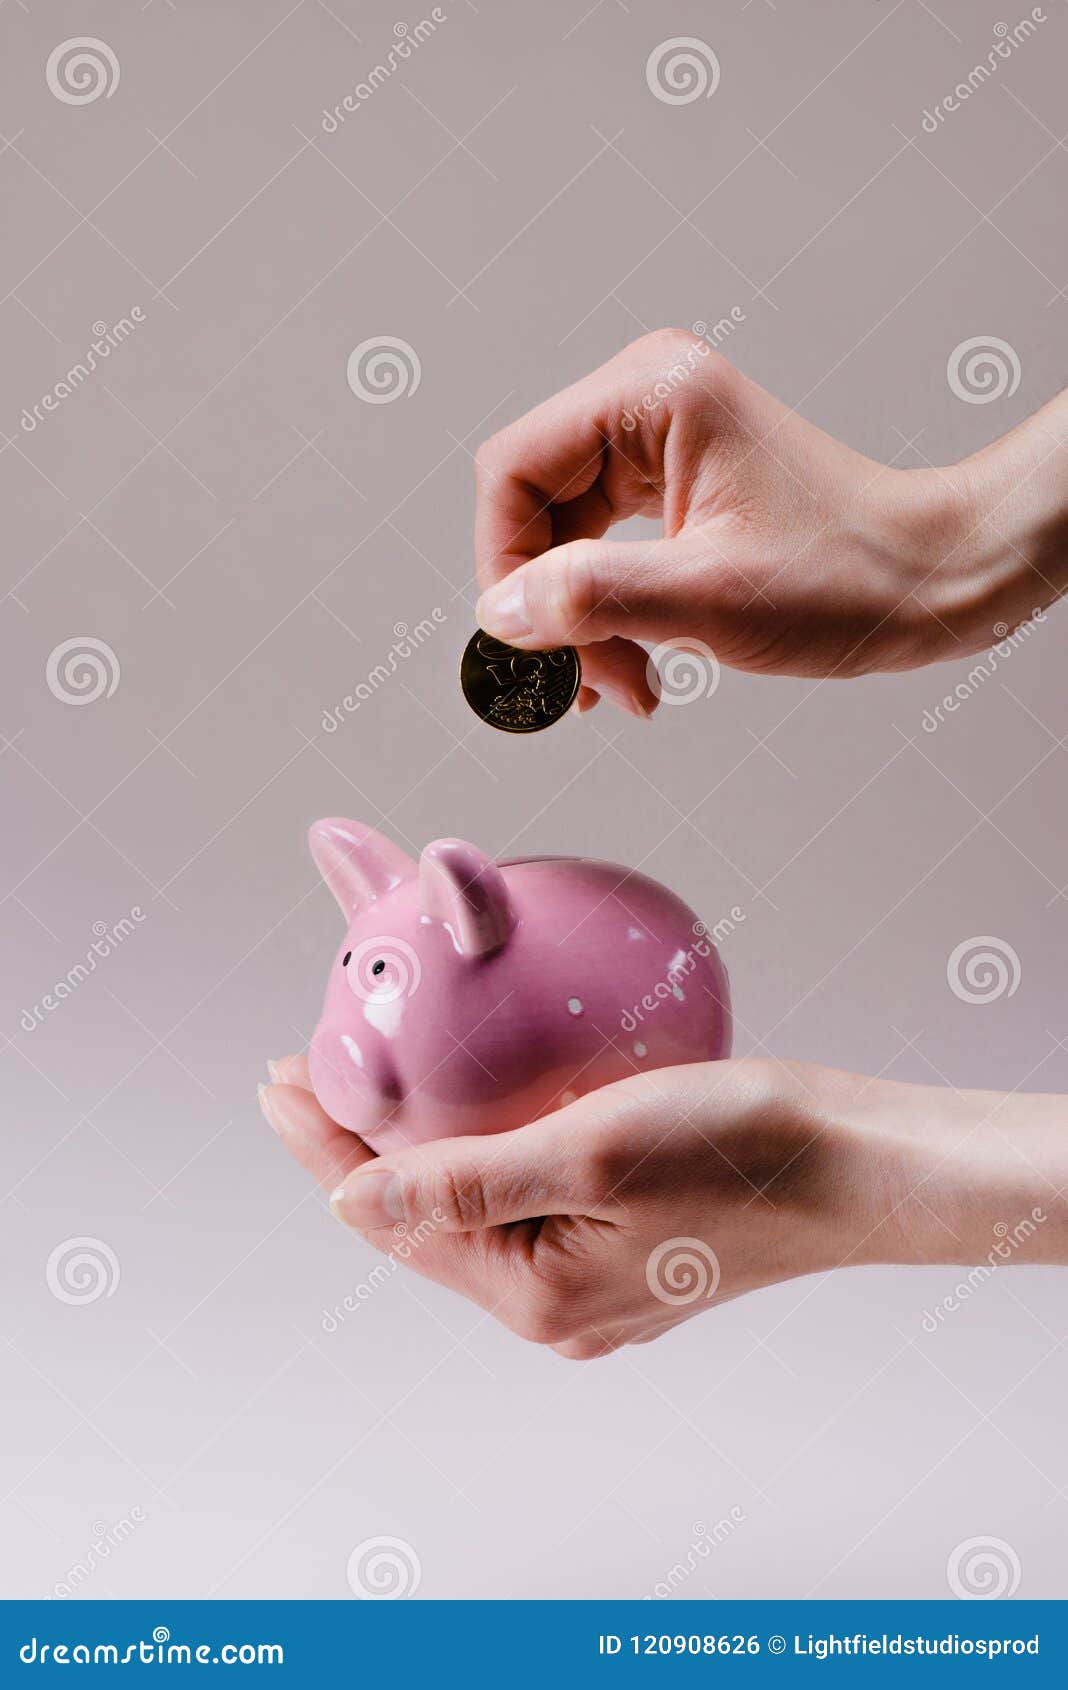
460 629 582 734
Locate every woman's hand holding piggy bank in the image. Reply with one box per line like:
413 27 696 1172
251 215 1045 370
260 814 1068 1357
260 1054 1068 1359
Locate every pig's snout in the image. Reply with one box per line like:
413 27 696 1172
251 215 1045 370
337 1032 403 1105
309 1026 404 1135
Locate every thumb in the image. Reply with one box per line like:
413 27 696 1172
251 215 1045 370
474 535 701 650
328 1113 585 1234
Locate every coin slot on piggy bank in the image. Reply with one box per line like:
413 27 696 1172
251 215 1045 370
307 818 732 1153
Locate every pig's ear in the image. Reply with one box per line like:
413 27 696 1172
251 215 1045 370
419 839 516 959
309 818 414 916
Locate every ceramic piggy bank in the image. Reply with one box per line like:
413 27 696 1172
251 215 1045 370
308 818 732 1153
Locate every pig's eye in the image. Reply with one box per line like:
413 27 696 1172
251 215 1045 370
342 951 351 967
371 959 386 976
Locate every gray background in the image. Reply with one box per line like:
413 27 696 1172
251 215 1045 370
1 0 1066 1601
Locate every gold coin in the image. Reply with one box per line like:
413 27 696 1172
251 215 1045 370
460 629 582 733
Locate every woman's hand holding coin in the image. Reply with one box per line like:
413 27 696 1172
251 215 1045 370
470 329 1068 717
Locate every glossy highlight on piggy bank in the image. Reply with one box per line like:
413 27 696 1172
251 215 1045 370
308 819 732 1153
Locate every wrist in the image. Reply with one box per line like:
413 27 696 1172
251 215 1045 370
942 402 1068 647
835 1075 1067 1269
848 463 1011 666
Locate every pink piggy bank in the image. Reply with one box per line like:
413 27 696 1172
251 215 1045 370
308 818 732 1154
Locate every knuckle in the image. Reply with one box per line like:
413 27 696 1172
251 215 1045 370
645 325 702 358
424 1162 491 1231
552 1338 601 1362
576 1134 631 1200
509 1281 574 1347
554 1334 619 1362
569 1090 650 1198
736 1056 794 1115
473 431 508 483
524 1309 573 1347
550 539 603 631
711 554 758 600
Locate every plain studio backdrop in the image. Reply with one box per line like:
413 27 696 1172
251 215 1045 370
1 0 1065 1600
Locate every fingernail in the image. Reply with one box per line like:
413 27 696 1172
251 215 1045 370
270 1054 307 1084
258 1082 283 1134
331 1168 405 1229
476 582 532 641
600 681 654 720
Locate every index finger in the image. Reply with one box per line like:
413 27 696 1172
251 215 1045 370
473 376 615 590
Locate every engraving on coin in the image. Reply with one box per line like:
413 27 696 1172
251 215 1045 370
460 630 581 733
